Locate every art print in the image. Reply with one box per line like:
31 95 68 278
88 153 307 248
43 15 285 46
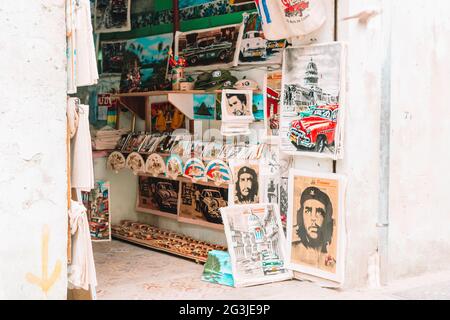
179 181 228 229
220 203 293 287
120 33 173 93
175 24 242 71
264 70 282 140
151 102 186 133
202 250 234 287
101 41 126 74
287 170 346 283
82 180 112 242
137 176 180 218
145 153 166 177
193 94 216 120
94 0 131 33
229 160 261 205
252 93 265 121
238 12 287 65
280 43 346 159
221 90 254 121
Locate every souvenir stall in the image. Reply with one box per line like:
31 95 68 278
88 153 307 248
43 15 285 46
67 0 349 295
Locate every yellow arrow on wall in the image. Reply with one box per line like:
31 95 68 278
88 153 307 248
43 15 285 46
26 225 62 296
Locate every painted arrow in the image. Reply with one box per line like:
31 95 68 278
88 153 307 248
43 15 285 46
26 225 62 296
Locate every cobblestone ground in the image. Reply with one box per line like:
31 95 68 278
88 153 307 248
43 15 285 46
93 240 450 300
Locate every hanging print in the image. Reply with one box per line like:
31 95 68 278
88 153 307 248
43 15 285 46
94 0 131 33
229 160 261 205
264 70 282 140
280 43 346 159
137 176 180 218
82 180 112 242
220 203 293 287
287 170 346 283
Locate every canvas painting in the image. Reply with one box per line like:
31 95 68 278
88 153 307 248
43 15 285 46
151 102 186 133
287 170 346 283
81 180 111 242
120 33 173 93
220 203 293 287
101 41 127 74
179 181 228 229
221 90 254 121
252 93 265 121
238 12 287 65
201 250 235 287
229 160 261 205
175 24 242 71
94 0 131 33
193 94 216 120
137 176 180 218
280 43 346 159
264 70 282 140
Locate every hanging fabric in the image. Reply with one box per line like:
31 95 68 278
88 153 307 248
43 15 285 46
68 200 98 291
255 0 326 40
66 0 77 94
67 97 80 139
71 104 95 192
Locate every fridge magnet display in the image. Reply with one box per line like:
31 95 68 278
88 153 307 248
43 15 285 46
145 153 166 177
220 203 293 287
120 33 173 93
126 152 145 174
264 70 282 140
175 24 243 71
101 41 127 74
193 94 216 120
206 160 232 186
281 43 346 160
238 12 287 65
221 90 254 121
287 170 346 283
151 102 186 133
165 154 183 180
183 158 207 182
137 176 180 218
229 160 261 205
179 181 228 228
107 151 126 172
94 0 131 34
82 180 112 242
201 250 235 287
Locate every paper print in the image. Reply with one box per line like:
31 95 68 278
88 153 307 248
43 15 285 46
194 94 216 120
137 176 180 217
95 0 131 33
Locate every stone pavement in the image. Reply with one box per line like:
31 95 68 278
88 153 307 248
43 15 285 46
93 240 450 300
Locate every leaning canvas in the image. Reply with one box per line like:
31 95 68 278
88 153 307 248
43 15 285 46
280 43 347 160
220 203 293 287
94 0 131 34
287 170 346 284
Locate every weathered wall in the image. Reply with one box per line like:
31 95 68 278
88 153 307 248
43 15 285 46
0 0 68 299
388 0 450 280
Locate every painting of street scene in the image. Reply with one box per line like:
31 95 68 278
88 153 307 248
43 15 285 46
179 181 228 229
239 13 287 65
120 33 173 93
281 43 346 159
221 204 292 287
94 0 131 33
176 24 242 70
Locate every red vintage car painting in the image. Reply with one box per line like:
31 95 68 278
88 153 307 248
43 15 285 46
289 104 339 153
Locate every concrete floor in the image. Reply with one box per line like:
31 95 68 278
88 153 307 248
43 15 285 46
93 240 450 300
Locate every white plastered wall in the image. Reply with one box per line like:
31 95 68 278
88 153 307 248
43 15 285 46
0 0 68 299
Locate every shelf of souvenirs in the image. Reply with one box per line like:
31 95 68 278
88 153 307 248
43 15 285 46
112 220 227 264
113 89 262 98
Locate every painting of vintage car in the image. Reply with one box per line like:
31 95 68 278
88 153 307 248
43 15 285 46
155 182 179 212
200 189 228 224
289 104 339 153
240 31 267 61
137 176 180 217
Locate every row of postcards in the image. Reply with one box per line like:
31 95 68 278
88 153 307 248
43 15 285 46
117 132 266 161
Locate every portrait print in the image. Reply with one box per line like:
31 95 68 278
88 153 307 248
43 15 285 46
287 170 346 283
229 161 261 205
221 90 254 121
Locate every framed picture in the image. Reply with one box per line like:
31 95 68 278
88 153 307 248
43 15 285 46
193 94 216 120
175 24 243 71
151 102 186 133
120 33 173 93
238 12 287 65
178 181 228 230
287 170 346 283
280 43 347 160
229 160 261 205
94 0 131 34
136 176 180 219
81 180 111 242
221 90 254 122
220 203 293 287
101 41 127 74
